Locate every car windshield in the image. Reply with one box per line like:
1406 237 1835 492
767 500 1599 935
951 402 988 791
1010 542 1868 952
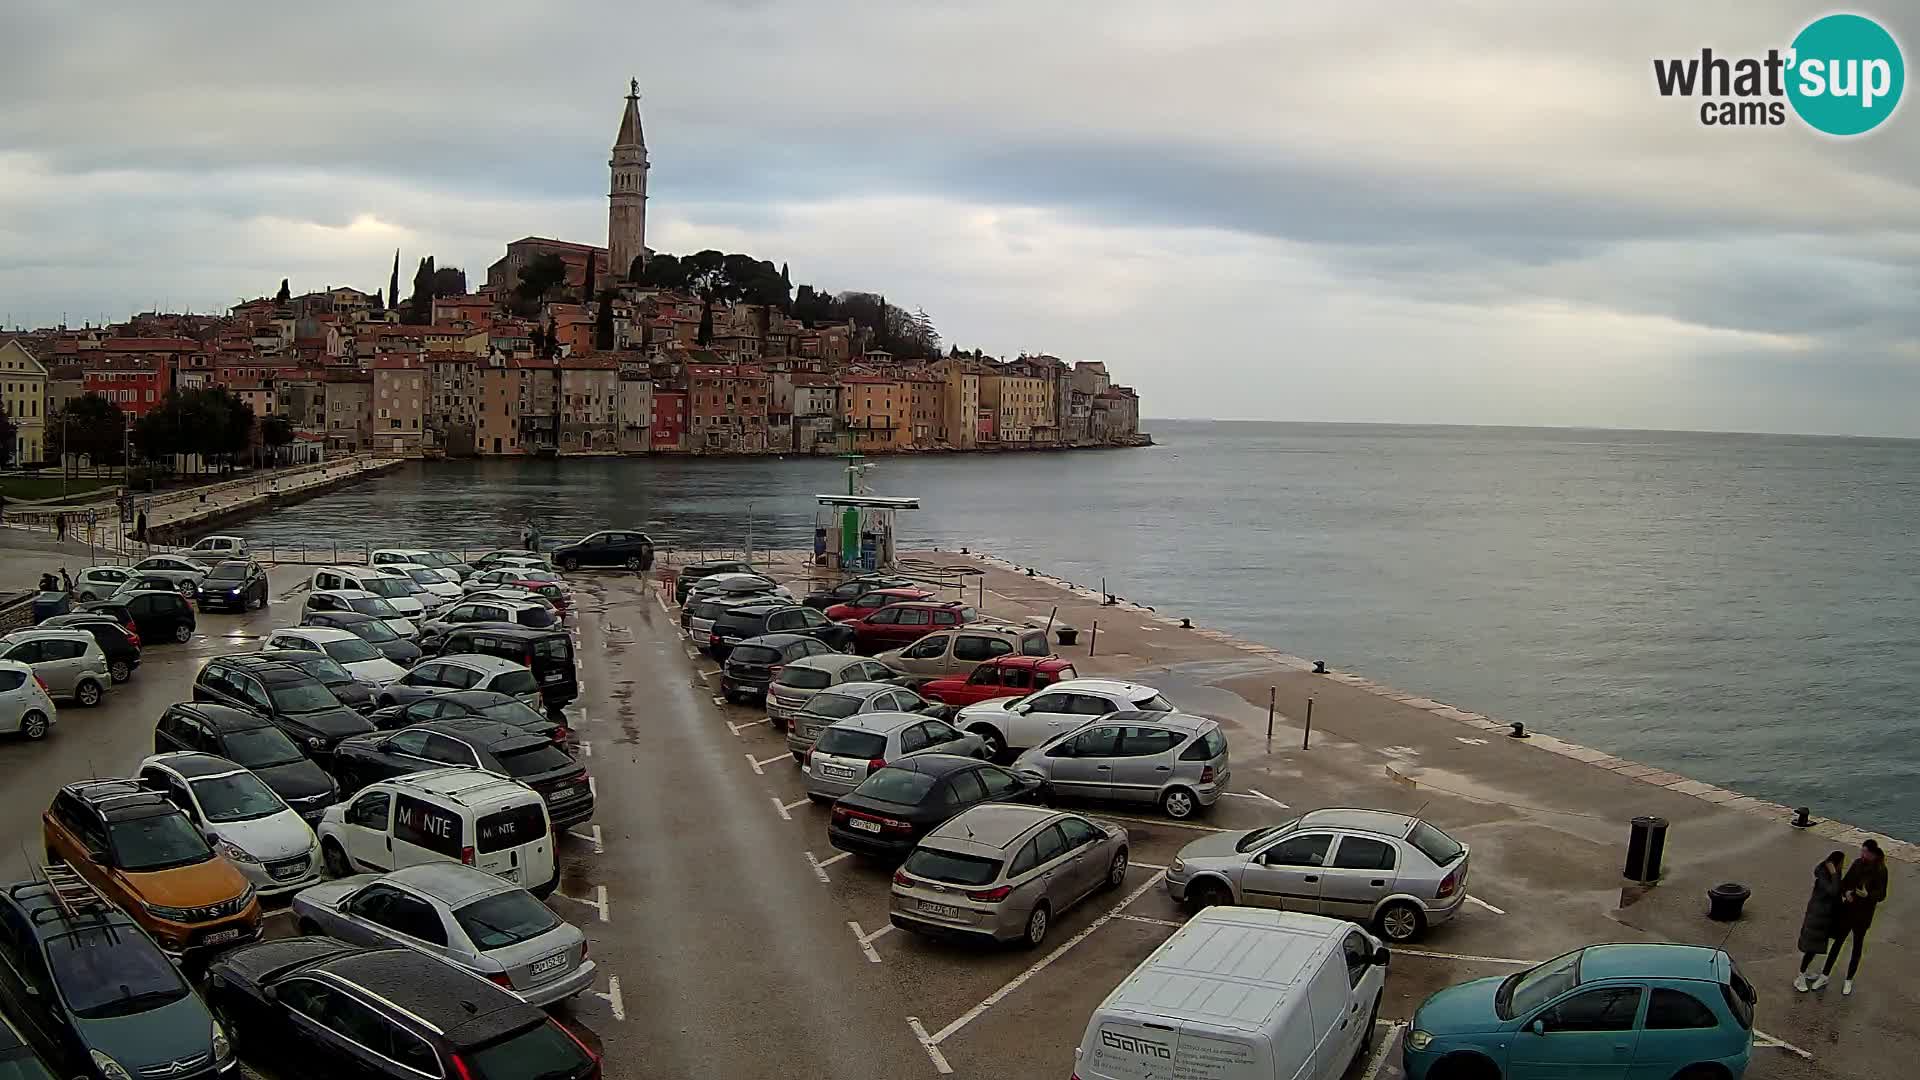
223 726 306 768
268 680 340 714
47 928 189 1020
348 619 400 644
463 1021 593 1080
405 568 444 584
190 771 284 822
516 607 556 629
497 743 573 778
108 813 212 872
479 699 550 727
815 728 888 759
1499 950 1582 1020
454 891 562 952
206 565 248 582
903 847 1002 886
853 767 937 805
775 667 833 691
321 637 382 664
1409 820 1465 866
490 670 538 697
348 596 400 618
804 693 865 720
729 645 782 666
360 578 416 599
1235 821 1296 853
288 656 355 685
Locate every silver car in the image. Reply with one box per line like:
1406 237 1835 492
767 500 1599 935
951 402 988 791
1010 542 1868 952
129 555 209 594
890 803 1129 948
70 565 134 603
804 711 986 801
1165 807 1471 943
685 594 770 649
1012 710 1229 819
377 654 543 710
786 681 940 760
767 654 899 732
292 862 595 1006
0 630 111 706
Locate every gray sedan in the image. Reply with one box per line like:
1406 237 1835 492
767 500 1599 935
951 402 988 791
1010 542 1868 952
291 862 595 1006
786 681 947 760
804 712 987 801
130 555 210 593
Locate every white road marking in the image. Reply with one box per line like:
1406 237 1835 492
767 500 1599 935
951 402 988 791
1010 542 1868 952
1221 791 1289 808
566 825 604 854
1394 947 1533 966
1092 813 1230 834
1114 913 1184 929
848 920 893 963
1466 894 1507 915
1359 1021 1405 1080
656 592 669 614
684 646 700 660
588 775 598 800
1383 745 1420 756
771 796 793 821
554 884 609 923
1246 788 1286 807
590 976 626 1021
578 740 592 757
906 1017 953 1075
697 668 721 678
1754 1030 1815 1060
712 696 728 707
727 718 770 737
805 850 836 883
1130 860 1168 870
1455 736 1489 746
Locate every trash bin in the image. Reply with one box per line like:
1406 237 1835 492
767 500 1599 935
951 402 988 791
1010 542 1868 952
1707 882 1751 922
1056 628 1079 647
1624 815 1668 882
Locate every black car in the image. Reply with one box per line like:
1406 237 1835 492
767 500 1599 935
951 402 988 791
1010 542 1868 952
192 655 374 758
550 528 654 572
332 718 594 827
80 590 196 645
674 560 754 605
301 610 422 665
709 603 855 660
204 940 600 1080
802 575 915 610
828 753 1044 860
720 633 839 703
37 614 140 683
196 560 269 613
153 703 337 822
255 648 375 713
429 625 576 707
0 880 231 1080
367 690 568 744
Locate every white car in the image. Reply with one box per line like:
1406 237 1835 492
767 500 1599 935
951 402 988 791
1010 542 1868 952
377 562 464 601
371 549 472 582
70 565 134 603
0 630 112 707
137 752 323 895
185 534 250 561
303 589 418 638
130 555 210 593
263 627 407 687
955 678 1178 757
0 660 57 740
309 565 436 615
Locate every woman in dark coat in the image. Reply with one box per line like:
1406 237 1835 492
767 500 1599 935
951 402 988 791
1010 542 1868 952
1821 838 1890 995
1795 850 1845 991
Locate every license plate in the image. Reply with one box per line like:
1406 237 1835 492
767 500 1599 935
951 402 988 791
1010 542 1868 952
203 929 242 945
530 951 569 976
918 901 961 918
500 867 519 882
543 672 563 683
850 818 882 833
822 765 855 779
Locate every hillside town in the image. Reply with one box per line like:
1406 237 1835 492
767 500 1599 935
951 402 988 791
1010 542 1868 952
0 83 1144 469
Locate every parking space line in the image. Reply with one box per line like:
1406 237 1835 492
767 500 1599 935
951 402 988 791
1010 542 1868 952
1394 947 1532 966
1114 913 1183 929
684 646 700 660
1465 894 1506 915
805 850 835 883
1130 860 1167 870
590 976 627 1021
577 740 592 757
728 718 769 737
566 825 604 854
588 776 598 800
712 695 728 707
1093 813 1229 834
906 1018 953 1075
553 884 610 923
697 668 721 678
1754 1031 1815 1060
1359 1022 1405 1080
771 795 810 821
848 920 892 963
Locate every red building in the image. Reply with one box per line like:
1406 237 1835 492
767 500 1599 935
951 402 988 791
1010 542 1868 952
650 390 686 451
83 358 173 416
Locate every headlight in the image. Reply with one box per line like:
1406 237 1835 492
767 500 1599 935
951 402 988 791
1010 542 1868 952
1407 1029 1434 1051
90 1050 131 1080
211 1022 233 1064
1169 858 1185 875
144 902 196 922
216 839 260 865
307 736 325 749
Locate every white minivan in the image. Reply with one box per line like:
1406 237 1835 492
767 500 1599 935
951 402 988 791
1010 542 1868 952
309 566 435 616
1074 907 1388 1080
316 768 557 897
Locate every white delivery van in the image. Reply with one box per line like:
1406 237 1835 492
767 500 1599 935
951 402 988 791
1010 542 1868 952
316 768 557 897
1075 907 1388 1080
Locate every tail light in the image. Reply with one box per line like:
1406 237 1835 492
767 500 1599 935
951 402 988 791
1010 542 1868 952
804 747 814 767
552 726 570 744
880 816 914 834
486 972 514 987
892 868 912 887
553 1019 600 1064
1199 765 1215 783
525 652 536 667
866 757 887 775
450 1055 475 1080
126 630 142 648
831 806 850 825
461 846 475 866
1436 868 1459 899
33 676 50 693
964 884 1013 902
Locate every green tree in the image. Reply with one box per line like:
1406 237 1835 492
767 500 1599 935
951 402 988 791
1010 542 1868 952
514 254 569 307
48 393 126 473
388 249 401 312
407 256 437 323
594 291 616 351
430 265 466 297
582 255 597 305
261 414 295 466
0 410 14 468
635 253 684 289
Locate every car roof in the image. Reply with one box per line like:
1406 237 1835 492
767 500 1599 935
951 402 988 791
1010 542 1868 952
429 690 523 708
177 702 278 731
4 880 140 933
1294 808 1417 839
316 589 376 600
819 681 899 700
217 655 309 680
859 587 930 598
924 803 1060 850
716 602 793 617
834 710 928 735
732 633 814 649
310 947 537 1046
988 655 1072 670
209 559 254 569
1100 710 1215 733
276 626 355 642
436 654 528 673
383 768 537 803
385 863 515 906
145 751 244 779
1050 678 1162 698
61 779 178 821
877 753 979 778
373 548 432 556
3 628 95 643
420 718 546 751
880 600 963 611
461 597 545 611
785 654 874 674
1577 943 1726 983
1100 907 1348 1032
444 625 562 641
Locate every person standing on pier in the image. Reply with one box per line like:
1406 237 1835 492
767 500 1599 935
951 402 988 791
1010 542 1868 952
1820 838 1889 996
1794 850 1845 991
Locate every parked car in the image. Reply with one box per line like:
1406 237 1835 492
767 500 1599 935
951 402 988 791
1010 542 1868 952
803 711 986 801
464 587 561 621
685 573 785 605
956 677 1177 759
196 560 270 612
154 703 339 822
788 681 950 759
709 603 856 659
822 586 935 622
43 779 261 958
0 660 57 741
550 529 654 571
766 656 902 732
191 654 375 757
291 864 595 1007
303 589 417 638
0 630 110 707
203 939 601 1080
256 648 377 714
828 754 1044 860
377 562 465 601
720 634 839 703
430 625 577 708
471 550 549 573
800 575 916 610
371 548 474 582
302 609 423 665
184 535 249 561
367 690 568 745
333 718 593 827
309 565 435 616
265 627 406 686
0 879 236 1080
137 752 322 896
684 595 769 649
1403 943 1756 1080
108 573 198 603
84 589 195 644
375 654 543 711
1166 808 1471 943
1012 710 1230 819
839 600 977 655
465 566 569 596
69 566 133 603
891 804 1128 948
418 597 555 643
919 655 1079 708
675 559 755 604
1076 907 1389 1080
317 769 556 895
0 975 60 1080
130 554 211 593
36 614 141 683
876 624 1053 681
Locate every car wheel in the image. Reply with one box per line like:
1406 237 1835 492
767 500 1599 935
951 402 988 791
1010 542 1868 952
770 715 788 733
296 918 324 937
1020 903 1051 949
1376 899 1426 943
76 590 96 602
321 839 353 878
970 726 1007 761
1187 879 1232 912
108 660 131 684
1429 1053 1501 1080
1159 786 1198 819
75 680 102 708
624 556 643 571
1104 847 1129 890
173 623 193 643
211 999 244 1053
20 711 49 741
559 556 580 572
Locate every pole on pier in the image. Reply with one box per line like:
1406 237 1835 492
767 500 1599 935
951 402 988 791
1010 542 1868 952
1044 606 1057 639
1089 620 1098 657
1302 697 1314 750
1266 687 1276 746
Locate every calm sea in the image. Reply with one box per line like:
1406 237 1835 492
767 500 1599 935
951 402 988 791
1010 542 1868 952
234 422 1920 838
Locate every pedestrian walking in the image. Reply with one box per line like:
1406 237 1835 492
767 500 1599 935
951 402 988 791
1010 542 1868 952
55 513 66 542
527 522 542 552
0 491 8 524
135 509 148 543
1794 851 1846 991
1820 838 1889 995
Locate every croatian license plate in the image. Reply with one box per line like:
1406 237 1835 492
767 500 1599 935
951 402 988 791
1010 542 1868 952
544 672 563 683
203 929 242 945
530 951 568 977
850 819 882 834
919 901 961 918
823 765 855 779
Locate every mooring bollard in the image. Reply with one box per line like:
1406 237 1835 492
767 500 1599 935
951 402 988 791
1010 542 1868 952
1089 620 1098 656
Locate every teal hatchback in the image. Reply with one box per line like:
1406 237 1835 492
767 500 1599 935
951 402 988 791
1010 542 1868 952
1404 943 1755 1079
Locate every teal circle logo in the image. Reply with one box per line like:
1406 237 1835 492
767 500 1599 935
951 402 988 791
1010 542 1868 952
1787 14 1904 135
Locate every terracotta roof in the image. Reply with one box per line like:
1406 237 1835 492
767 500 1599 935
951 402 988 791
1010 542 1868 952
506 236 607 254
559 355 619 370
103 337 197 351
371 355 419 370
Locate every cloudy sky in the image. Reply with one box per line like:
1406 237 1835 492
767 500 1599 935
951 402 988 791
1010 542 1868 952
4 1 1917 435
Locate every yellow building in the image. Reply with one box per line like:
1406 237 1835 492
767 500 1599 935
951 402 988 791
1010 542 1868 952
979 372 1050 444
841 374 912 450
0 339 49 465
928 359 981 449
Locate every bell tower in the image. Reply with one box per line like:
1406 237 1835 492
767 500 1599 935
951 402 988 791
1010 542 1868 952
608 78 649 283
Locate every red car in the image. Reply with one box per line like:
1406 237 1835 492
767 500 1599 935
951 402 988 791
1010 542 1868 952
840 601 975 654
920 655 1079 707
507 578 571 612
823 587 934 622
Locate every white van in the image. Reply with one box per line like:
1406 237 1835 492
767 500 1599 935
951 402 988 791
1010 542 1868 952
1074 907 1388 1080
375 562 465 601
309 566 433 616
316 768 557 896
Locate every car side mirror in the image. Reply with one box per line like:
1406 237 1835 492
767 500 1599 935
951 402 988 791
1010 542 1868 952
1009 703 1030 715
204 832 220 845
1528 1019 1545 1036
1373 945 1390 966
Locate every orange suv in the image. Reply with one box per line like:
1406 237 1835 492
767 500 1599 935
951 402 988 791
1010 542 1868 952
43 779 260 957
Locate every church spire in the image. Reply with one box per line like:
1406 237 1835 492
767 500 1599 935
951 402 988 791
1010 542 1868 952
615 78 644 148
608 78 650 282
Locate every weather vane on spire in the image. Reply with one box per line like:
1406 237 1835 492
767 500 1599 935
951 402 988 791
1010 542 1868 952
629 77 639 99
